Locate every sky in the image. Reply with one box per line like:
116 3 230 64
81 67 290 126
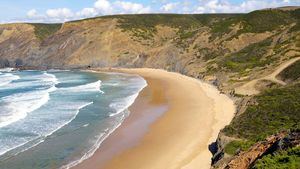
1 0 299 23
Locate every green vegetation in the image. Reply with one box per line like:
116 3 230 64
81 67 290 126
273 37 292 55
117 14 199 40
68 8 299 42
290 22 300 32
196 47 225 61
224 140 254 155
115 14 235 31
211 9 299 39
238 10 292 33
297 39 300 48
109 14 237 40
278 60 300 82
69 9 299 43
222 38 273 72
253 146 300 169
289 9 300 32
211 17 240 35
178 30 198 40
224 83 300 141
30 23 62 41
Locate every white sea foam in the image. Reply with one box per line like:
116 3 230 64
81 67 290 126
44 102 93 138
0 100 92 157
0 72 58 91
0 85 56 128
0 73 20 87
106 75 148 117
103 82 120 86
0 68 14 72
109 93 139 117
48 69 70 72
41 72 59 85
0 138 46 158
0 72 60 156
60 75 147 169
0 71 147 169
59 80 104 94
0 136 41 157
27 72 59 85
60 111 128 169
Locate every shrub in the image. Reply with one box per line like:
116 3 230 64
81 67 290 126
224 140 254 155
222 38 273 72
30 23 62 41
278 60 300 82
253 146 300 169
224 83 300 141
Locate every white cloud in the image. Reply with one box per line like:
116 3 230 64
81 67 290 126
6 0 299 23
194 0 294 13
22 0 151 22
195 6 205 13
46 8 73 18
161 2 179 12
94 0 113 14
27 9 38 18
76 8 97 18
114 1 151 13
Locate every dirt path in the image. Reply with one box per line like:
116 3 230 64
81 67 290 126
264 57 300 84
235 57 300 95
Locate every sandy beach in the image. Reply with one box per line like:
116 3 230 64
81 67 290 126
74 68 235 169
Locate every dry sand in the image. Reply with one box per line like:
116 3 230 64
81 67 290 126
74 68 235 169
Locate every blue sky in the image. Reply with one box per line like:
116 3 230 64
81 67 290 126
1 0 299 23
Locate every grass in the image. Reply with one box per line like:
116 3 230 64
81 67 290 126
224 140 254 155
222 38 274 72
110 14 238 40
178 30 198 40
297 38 300 48
211 17 240 35
67 8 299 41
115 14 236 30
68 9 299 42
29 23 62 41
238 9 292 33
116 14 200 40
289 9 300 32
210 9 299 40
278 60 300 82
253 146 300 169
210 8 299 36
223 83 300 141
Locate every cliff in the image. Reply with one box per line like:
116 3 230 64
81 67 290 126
0 6 300 169
1 8 299 79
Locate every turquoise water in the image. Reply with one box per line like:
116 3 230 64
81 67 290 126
0 69 147 169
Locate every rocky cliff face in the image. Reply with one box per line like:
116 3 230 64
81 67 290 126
0 18 186 70
213 130 300 169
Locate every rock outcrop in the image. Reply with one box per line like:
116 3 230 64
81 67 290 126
213 130 300 169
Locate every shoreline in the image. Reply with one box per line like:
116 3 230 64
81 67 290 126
74 68 235 169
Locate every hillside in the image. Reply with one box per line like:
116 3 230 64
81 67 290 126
0 7 299 169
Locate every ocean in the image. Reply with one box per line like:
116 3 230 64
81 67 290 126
0 69 147 169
